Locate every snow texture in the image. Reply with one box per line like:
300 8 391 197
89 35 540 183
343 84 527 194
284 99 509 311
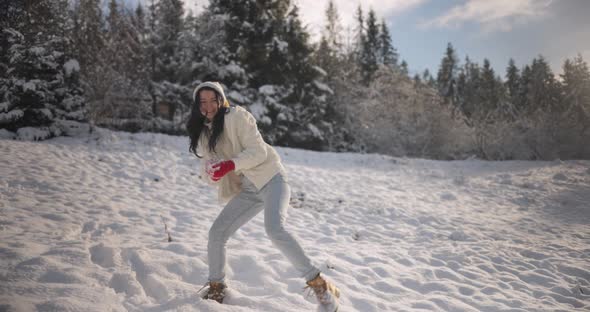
63 59 80 77
15 127 52 141
1 128 589 311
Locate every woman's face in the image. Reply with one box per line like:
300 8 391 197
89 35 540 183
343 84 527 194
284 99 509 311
199 89 219 121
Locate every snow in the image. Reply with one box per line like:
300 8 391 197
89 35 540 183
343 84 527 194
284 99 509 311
0 129 16 139
0 101 9 112
313 80 334 95
227 90 246 105
222 62 245 77
63 59 80 77
0 109 24 124
248 102 268 121
15 126 52 141
312 65 327 77
1 128 589 311
259 85 277 96
22 81 37 92
307 123 323 139
29 46 46 55
272 37 288 52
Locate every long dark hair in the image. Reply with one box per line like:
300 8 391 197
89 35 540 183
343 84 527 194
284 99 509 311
187 86 229 158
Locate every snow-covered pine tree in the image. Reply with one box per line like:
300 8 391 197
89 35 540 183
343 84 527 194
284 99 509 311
422 69 436 88
0 0 86 140
72 0 104 77
437 42 458 105
98 0 152 130
71 0 113 127
413 73 421 86
208 0 331 150
324 0 343 56
189 6 247 88
457 56 480 119
359 9 379 83
561 54 590 118
143 0 192 131
314 0 342 81
313 0 360 152
400 60 409 76
558 54 590 158
280 4 333 150
528 56 560 112
505 58 520 118
353 5 365 63
517 64 532 114
455 65 467 116
379 20 398 69
153 0 184 83
479 58 500 114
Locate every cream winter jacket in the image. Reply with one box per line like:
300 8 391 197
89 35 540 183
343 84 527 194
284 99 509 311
197 105 286 204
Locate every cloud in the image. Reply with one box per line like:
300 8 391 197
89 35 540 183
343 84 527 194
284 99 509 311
421 0 554 33
184 0 426 41
293 0 427 39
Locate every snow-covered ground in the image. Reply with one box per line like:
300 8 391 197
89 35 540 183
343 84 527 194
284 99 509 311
1 128 589 312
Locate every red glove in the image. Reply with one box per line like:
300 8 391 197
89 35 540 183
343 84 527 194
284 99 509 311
210 160 235 181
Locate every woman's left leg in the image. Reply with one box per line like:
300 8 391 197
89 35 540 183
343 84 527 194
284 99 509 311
260 173 321 282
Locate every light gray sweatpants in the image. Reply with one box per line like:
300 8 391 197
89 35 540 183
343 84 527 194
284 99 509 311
208 173 321 284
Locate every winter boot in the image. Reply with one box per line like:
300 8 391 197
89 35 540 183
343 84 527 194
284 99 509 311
305 273 340 312
200 281 226 303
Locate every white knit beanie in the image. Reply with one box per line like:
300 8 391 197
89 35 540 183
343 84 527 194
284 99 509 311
193 81 229 107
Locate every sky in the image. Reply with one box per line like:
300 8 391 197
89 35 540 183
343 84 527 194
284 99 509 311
125 0 590 78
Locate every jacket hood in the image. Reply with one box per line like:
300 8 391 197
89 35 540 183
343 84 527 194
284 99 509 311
193 81 230 108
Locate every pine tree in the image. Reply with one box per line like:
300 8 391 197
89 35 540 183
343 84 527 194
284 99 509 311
480 58 499 113
528 55 560 112
72 0 104 74
354 5 365 62
359 9 379 83
455 66 467 114
141 0 190 124
561 54 590 129
379 20 398 68
0 0 86 139
461 56 481 118
324 0 342 55
209 0 330 149
505 58 520 114
134 3 146 37
413 73 421 86
284 5 314 86
518 64 532 114
154 0 185 83
437 42 458 105
400 60 409 76
422 69 436 88
315 0 344 82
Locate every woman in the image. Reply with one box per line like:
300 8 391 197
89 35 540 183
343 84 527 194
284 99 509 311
187 81 340 311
